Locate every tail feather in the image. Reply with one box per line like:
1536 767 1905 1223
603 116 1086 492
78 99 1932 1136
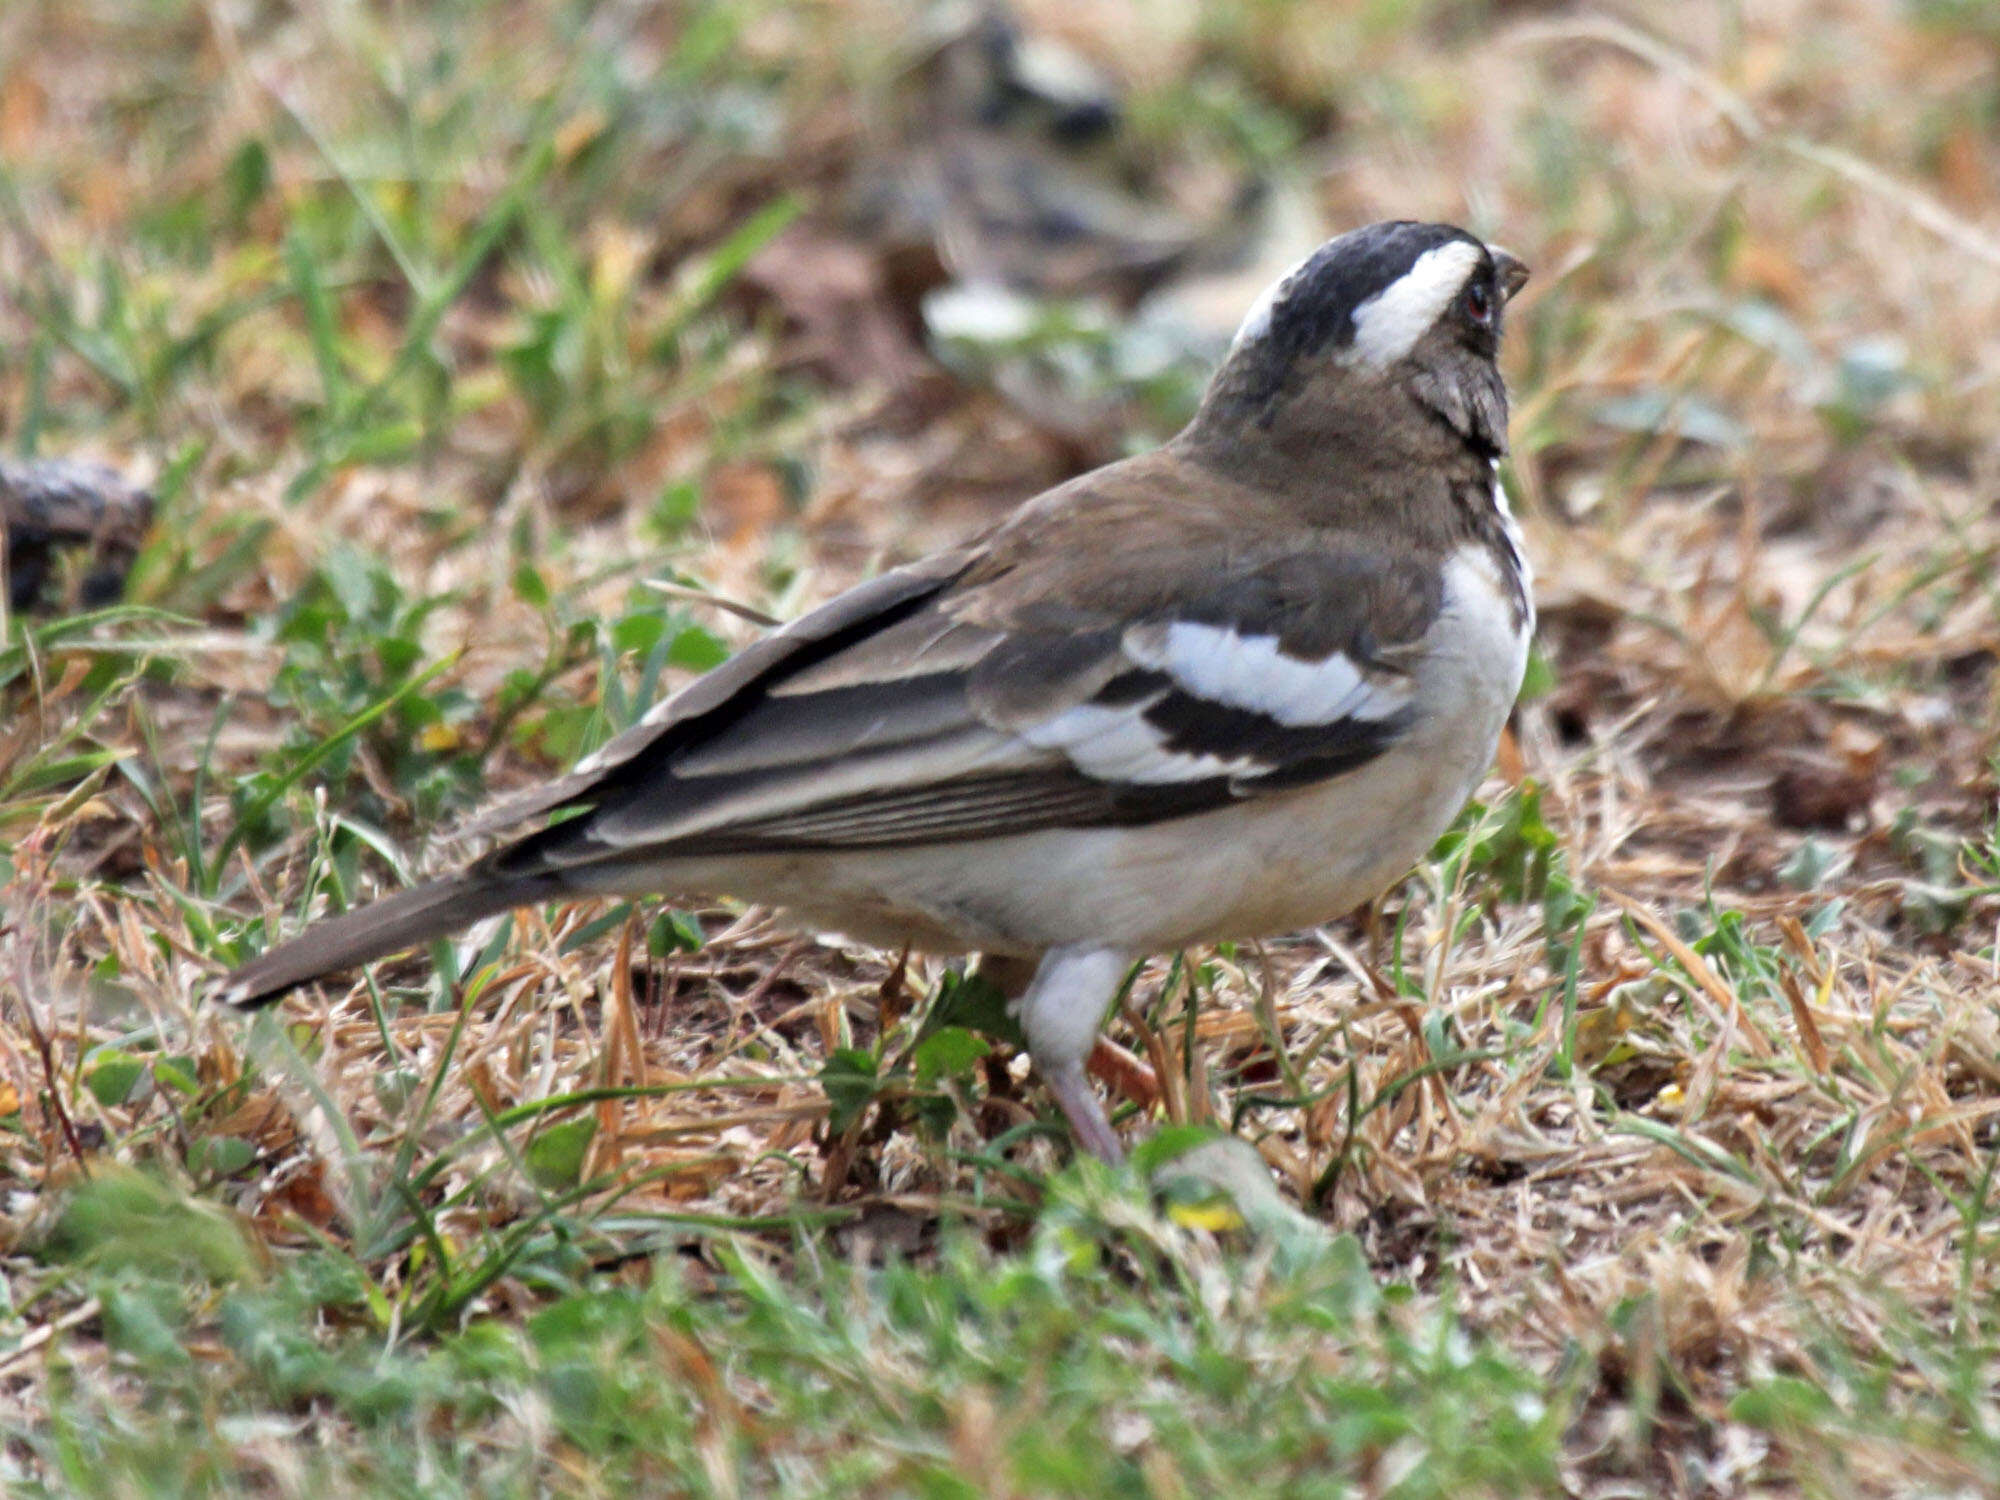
215 873 551 1009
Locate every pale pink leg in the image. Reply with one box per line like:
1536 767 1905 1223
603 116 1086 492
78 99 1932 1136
1008 946 1131 1164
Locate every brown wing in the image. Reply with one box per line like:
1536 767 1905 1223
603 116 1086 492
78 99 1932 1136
465 453 1442 880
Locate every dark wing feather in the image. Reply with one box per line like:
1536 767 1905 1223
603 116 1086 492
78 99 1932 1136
455 552 973 840
470 526 1441 876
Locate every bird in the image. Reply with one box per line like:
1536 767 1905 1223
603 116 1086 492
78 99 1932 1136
218 219 1534 1164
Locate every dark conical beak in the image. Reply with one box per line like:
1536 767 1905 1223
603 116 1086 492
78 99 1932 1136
1492 248 1530 303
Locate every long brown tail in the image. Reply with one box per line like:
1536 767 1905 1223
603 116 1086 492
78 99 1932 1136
215 873 554 1008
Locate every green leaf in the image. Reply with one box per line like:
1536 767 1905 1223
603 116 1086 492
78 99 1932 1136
649 480 701 538
668 623 731 672
648 909 705 956
820 1048 881 1135
152 1056 199 1096
1517 641 1555 701
43 1166 259 1284
513 561 551 609
1130 1122 1226 1176
191 1136 258 1178
612 609 667 656
559 903 635 955
223 137 272 222
100 1286 192 1370
922 969 1023 1047
524 1118 597 1191
1730 1375 1838 1430
85 1051 148 1107
912 1027 990 1087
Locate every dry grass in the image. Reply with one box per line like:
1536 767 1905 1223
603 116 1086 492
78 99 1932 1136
2 0 1998 1494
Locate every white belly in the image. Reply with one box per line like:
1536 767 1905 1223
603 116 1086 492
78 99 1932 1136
638 546 1530 960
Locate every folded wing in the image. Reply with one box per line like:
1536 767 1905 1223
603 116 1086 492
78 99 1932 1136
474 530 1441 881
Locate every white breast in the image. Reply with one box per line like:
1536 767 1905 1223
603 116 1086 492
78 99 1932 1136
1429 541 1532 729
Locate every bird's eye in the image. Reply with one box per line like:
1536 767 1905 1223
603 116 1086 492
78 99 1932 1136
1462 279 1493 324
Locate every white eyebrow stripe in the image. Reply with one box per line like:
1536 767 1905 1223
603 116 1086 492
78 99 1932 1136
1126 621 1411 726
1346 240 1485 368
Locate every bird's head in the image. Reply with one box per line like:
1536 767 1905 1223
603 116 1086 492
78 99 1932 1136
1187 221 1529 473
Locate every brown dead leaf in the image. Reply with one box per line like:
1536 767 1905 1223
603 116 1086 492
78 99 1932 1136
1831 721 1885 777
1778 968 1832 1075
265 1159 341 1231
1935 123 1996 212
1732 238 1809 309
1087 1035 1160 1110
553 107 608 165
1770 752 1878 830
42 657 93 707
1494 724 1526 785
705 462 787 552
0 71 44 157
462 1055 504 1116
